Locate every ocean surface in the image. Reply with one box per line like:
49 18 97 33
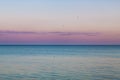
0 45 120 80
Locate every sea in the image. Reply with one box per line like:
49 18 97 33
0 45 120 80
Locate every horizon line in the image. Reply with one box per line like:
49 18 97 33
0 44 120 46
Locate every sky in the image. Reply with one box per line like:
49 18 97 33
0 0 120 45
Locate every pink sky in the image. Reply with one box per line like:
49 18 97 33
0 30 120 45
0 0 120 45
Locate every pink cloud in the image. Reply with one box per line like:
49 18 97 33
3 30 120 45
0 30 101 36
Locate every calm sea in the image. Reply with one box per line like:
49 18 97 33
0 45 120 80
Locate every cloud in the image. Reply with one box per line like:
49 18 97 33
0 30 101 36
0 31 37 34
48 32 101 36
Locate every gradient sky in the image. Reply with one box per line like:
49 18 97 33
0 0 120 45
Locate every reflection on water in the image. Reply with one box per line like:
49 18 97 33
0 55 120 80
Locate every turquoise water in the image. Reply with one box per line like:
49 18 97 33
0 45 120 80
